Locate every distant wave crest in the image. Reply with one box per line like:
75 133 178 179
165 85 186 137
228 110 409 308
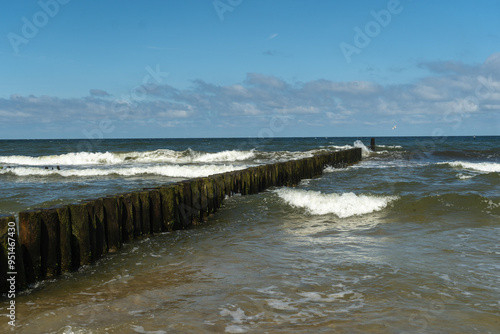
0 146 360 167
444 161 500 173
0 164 245 178
0 149 258 166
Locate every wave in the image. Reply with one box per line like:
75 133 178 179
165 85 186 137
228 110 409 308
0 142 367 168
323 166 349 173
253 151 314 163
328 144 354 151
0 149 258 166
432 149 500 160
191 149 256 163
258 142 382 162
0 164 246 178
329 142 402 152
347 140 372 158
443 161 500 173
274 188 398 218
0 148 333 167
456 173 474 180
0 151 122 166
376 144 403 149
325 140 374 158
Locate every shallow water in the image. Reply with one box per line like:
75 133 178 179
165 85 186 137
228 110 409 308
1 136 499 333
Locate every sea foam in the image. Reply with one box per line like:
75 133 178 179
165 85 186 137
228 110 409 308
353 140 372 158
0 149 258 166
446 161 500 173
0 164 245 178
329 141 372 158
0 145 366 167
0 151 123 166
275 188 397 218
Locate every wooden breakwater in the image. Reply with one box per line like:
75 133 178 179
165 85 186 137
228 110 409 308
0 148 361 293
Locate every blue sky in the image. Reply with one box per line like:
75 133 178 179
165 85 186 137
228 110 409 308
1 0 499 139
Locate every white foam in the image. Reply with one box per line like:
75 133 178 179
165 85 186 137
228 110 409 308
275 188 398 218
130 325 167 334
446 161 500 173
254 150 315 163
323 166 348 173
0 147 364 168
220 307 262 333
58 326 93 334
297 290 357 302
118 149 184 164
192 150 256 163
353 140 372 158
457 173 474 180
219 307 250 324
376 144 403 149
0 149 257 166
224 325 249 333
0 164 245 178
0 151 123 166
328 144 354 151
266 299 298 310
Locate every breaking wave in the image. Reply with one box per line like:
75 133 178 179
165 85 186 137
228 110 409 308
274 188 398 218
443 161 500 173
353 140 372 158
0 164 245 178
0 149 258 166
0 141 371 168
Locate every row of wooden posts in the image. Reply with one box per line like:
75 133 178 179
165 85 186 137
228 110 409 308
0 148 362 294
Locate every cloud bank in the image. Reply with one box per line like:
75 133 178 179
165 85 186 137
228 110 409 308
1 54 499 138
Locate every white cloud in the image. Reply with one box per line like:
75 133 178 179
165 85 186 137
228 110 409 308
230 102 261 115
245 73 287 89
90 89 111 97
0 110 31 117
1 54 499 136
412 85 445 101
157 109 190 118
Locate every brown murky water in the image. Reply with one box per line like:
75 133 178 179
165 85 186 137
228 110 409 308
2 190 499 333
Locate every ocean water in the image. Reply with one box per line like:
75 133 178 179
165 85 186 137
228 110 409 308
0 136 499 333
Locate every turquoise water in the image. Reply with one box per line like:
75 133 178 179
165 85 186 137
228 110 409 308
0 136 499 333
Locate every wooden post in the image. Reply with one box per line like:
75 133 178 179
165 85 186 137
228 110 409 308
103 196 121 252
68 203 91 267
40 208 61 277
159 185 176 231
19 210 42 283
121 193 136 242
55 205 73 272
148 189 163 233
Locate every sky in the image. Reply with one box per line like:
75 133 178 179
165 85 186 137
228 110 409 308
0 0 499 139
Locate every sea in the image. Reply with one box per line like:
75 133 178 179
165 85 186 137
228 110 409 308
0 136 499 333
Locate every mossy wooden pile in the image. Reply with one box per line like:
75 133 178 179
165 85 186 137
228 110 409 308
0 148 361 293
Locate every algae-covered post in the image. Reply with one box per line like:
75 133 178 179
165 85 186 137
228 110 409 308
19 210 42 283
